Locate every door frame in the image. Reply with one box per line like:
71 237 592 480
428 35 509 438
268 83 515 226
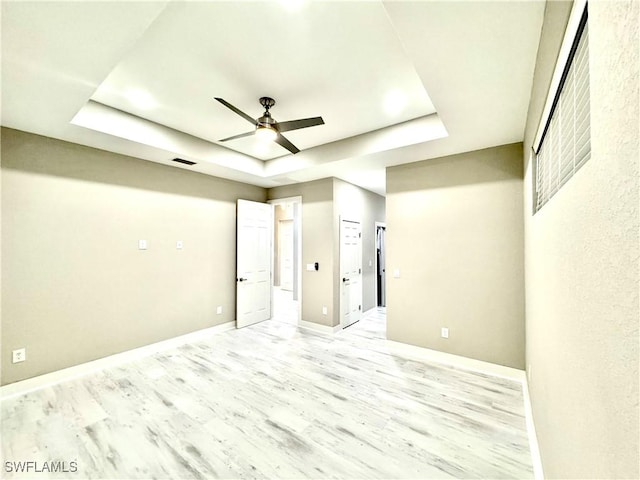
268 196 302 323
375 221 387 308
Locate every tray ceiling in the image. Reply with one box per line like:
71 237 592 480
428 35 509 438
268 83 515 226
1 1 545 195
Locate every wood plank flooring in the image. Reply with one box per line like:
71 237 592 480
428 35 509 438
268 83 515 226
1 309 533 479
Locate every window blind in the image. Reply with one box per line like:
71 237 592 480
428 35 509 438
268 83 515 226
534 8 590 213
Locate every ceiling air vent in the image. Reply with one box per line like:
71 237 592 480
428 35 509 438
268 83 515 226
172 158 197 166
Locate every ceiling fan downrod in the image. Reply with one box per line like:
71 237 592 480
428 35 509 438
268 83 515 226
259 96 276 112
257 97 276 127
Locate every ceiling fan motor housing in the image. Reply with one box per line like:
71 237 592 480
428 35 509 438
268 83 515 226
257 114 277 129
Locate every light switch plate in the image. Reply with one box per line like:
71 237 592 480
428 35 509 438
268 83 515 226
393 269 400 278
441 327 449 339
12 348 26 364
176 240 183 250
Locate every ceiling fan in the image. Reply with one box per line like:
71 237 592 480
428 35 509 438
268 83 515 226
214 97 324 154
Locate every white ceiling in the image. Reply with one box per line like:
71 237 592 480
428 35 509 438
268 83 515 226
1 1 545 196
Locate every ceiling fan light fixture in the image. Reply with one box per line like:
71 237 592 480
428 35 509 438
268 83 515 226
255 124 277 142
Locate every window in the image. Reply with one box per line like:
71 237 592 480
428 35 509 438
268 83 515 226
533 4 590 213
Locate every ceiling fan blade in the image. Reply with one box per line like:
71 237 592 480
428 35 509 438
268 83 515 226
276 117 325 133
214 98 256 126
274 133 300 154
219 130 255 142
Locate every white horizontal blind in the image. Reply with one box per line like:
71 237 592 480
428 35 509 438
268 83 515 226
535 14 590 213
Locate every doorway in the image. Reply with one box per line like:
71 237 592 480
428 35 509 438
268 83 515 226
376 222 386 307
269 197 302 325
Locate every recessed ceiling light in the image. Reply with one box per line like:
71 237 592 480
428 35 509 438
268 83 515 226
279 0 305 12
383 90 408 116
124 89 156 110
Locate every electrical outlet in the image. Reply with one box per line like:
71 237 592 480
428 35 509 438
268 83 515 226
138 239 148 250
216 306 223 315
393 269 400 278
322 306 328 315
176 240 183 250
12 348 26 364
441 327 449 339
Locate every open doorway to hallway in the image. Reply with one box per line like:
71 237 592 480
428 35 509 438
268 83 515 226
375 222 386 308
269 197 302 325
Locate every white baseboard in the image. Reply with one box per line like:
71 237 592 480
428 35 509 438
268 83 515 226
385 339 543 478
385 339 525 381
522 377 545 480
298 308 380 335
298 319 342 334
0 321 235 400
2 315 544 479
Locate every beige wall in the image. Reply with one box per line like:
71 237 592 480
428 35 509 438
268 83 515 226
268 179 335 327
1 129 385 384
332 178 386 319
1 128 266 385
386 143 525 369
523 1 639 478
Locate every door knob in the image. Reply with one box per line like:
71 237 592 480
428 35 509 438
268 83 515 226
342 277 348 282
237 277 247 282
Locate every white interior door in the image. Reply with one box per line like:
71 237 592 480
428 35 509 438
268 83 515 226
237 199 272 328
340 218 362 329
279 220 294 291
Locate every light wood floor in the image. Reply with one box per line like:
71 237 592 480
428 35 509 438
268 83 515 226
1 309 533 479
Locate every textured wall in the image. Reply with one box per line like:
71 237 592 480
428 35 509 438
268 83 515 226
523 1 640 477
386 143 525 369
1 128 267 385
